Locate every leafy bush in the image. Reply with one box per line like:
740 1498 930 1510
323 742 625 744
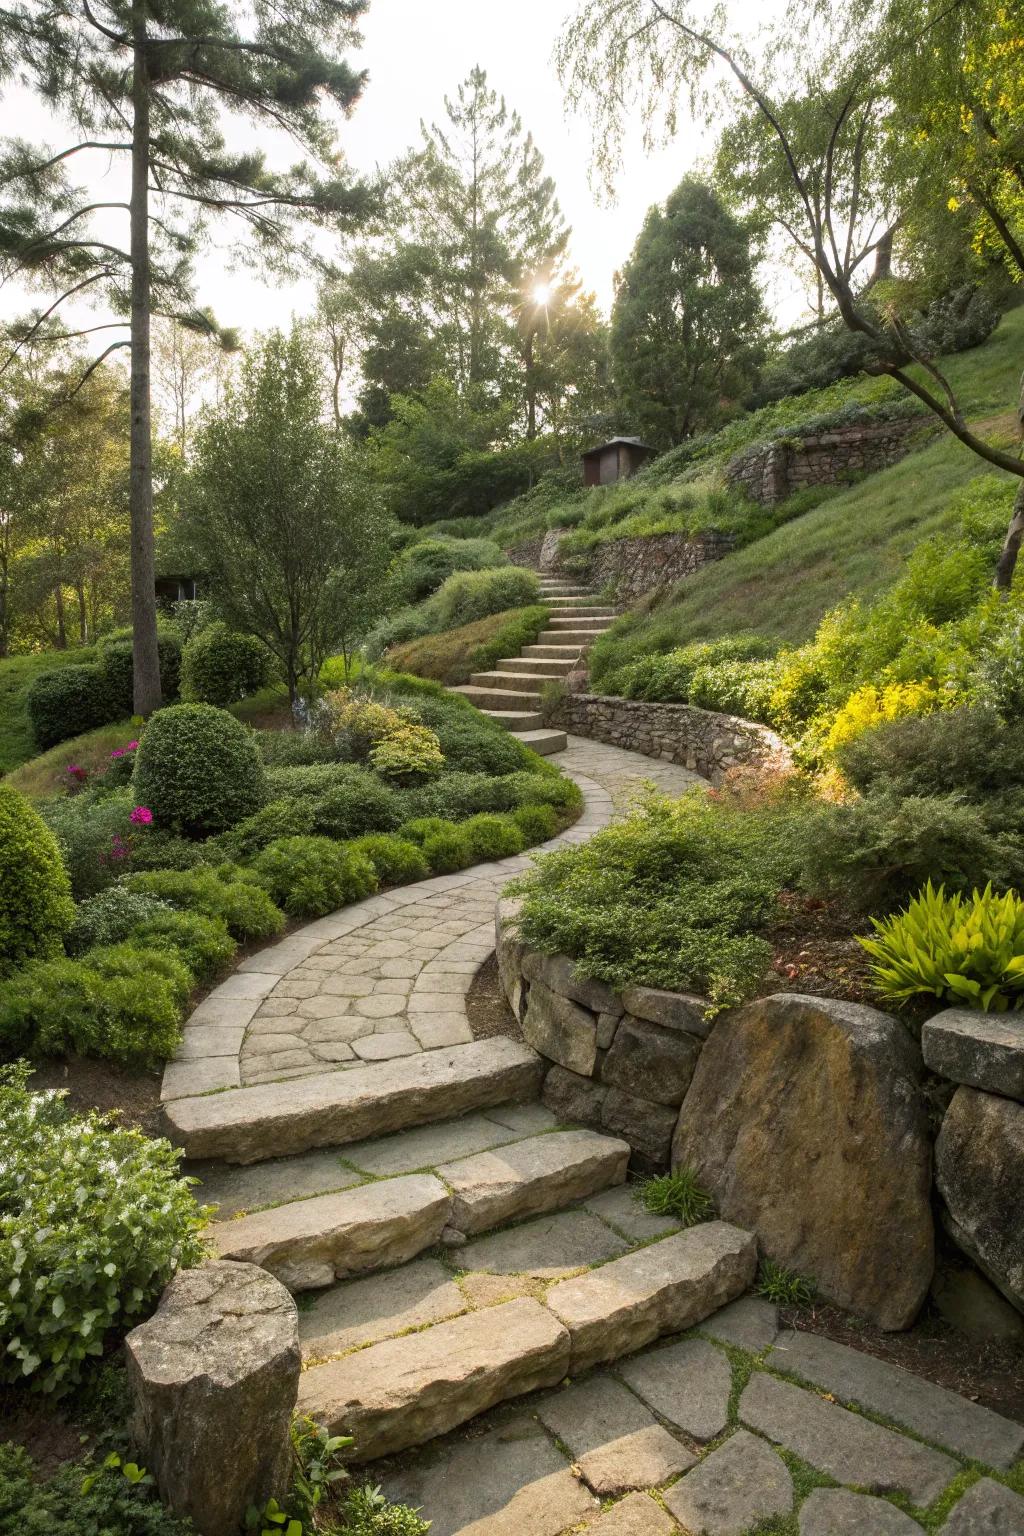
511 802 560 843
216 796 315 860
836 705 1024 803
603 635 775 704
387 605 549 686
369 722 445 783
404 769 512 820
348 833 430 886
824 680 943 753
180 621 270 707
98 628 182 715
0 1065 206 1393
640 1167 714 1225
398 535 507 603
66 885 168 956
427 565 540 632
26 664 115 749
461 812 526 860
510 790 799 1005
257 728 339 767
0 783 75 974
0 1442 195 1536
799 791 1014 914
124 830 211 872
125 866 285 943
0 949 185 1064
252 835 378 917
40 791 139 899
499 769 584 812
132 702 268 836
859 881 1024 1012
334 1484 431 1534
410 699 531 774
131 908 237 985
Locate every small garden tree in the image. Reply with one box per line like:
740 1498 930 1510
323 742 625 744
181 328 393 701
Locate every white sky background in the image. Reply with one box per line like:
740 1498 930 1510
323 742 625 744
0 0 803 346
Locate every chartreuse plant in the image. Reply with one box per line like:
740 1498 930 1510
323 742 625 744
757 1259 816 1307
0 1065 208 1394
859 881 1024 1012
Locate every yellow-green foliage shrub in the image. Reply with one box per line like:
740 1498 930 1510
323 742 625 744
823 680 944 754
860 881 1024 1011
0 783 75 975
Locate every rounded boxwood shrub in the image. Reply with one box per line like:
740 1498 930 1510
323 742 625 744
252 835 377 918
349 833 430 887
462 813 525 861
180 622 270 707
0 783 75 975
26 664 114 749
125 866 284 943
99 627 182 714
131 909 237 985
132 702 268 836
0 1064 207 1394
421 825 474 874
512 802 560 844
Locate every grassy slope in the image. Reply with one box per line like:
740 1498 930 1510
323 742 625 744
0 648 98 776
590 307 1024 676
388 605 548 685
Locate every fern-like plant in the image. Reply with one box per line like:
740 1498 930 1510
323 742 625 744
639 1167 714 1226
858 880 1024 1012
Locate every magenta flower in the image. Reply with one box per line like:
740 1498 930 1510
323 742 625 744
126 740 139 751
129 805 154 826
110 748 125 759
66 763 88 784
109 834 130 860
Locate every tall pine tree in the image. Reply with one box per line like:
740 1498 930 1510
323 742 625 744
0 0 372 710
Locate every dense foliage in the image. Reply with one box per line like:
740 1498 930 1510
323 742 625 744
180 622 270 707
132 703 268 836
0 783 74 975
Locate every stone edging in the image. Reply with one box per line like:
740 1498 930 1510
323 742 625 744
545 693 791 784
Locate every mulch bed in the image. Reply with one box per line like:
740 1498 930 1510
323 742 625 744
27 1057 163 1135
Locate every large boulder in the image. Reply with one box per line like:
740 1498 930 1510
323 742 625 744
671 994 933 1330
125 1261 300 1535
922 1009 1024 1102
935 1087 1024 1314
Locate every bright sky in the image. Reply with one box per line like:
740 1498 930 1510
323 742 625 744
0 0 802 343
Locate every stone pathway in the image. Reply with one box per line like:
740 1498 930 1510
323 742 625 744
162 736 701 1101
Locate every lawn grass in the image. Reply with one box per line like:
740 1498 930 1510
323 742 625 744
0 647 98 775
6 719 133 798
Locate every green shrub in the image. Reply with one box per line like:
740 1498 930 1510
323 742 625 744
461 812 525 860
799 791 1015 914
0 1065 206 1393
132 702 268 836
98 628 182 715
0 1443 195 1535
349 833 430 886
124 829 211 872
132 908 237 985
427 565 540 632
398 816 450 846
0 782 75 974
256 728 339 767
836 705 1024 802
66 885 168 955
369 723 445 783
640 1167 714 1225
859 881 1024 1012
404 770 511 820
334 1484 431 1535
421 825 474 874
216 796 315 860
252 835 378 917
40 791 138 899
180 621 270 706
125 866 285 942
26 664 115 749
0 948 185 1063
510 790 799 1006
265 763 407 841
512 802 560 844
499 769 584 812
604 636 776 705
398 535 507 603
411 700 530 775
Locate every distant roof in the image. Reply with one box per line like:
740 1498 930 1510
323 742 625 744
581 436 656 457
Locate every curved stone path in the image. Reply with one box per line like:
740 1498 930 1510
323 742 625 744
162 737 702 1103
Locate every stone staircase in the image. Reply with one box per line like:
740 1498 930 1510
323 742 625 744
450 575 619 757
179 1036 756 1464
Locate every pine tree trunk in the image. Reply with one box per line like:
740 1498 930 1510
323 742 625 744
995 480 1024 592
129 14 163 716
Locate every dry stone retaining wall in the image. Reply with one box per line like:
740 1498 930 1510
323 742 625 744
726 416 928 506
544 693 791 784
584 531 735 601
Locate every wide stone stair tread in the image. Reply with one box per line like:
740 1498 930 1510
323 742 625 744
498 657 578 674
538 629 604 646
436 1127 630 1234
297 1296 571 1461
162 1037 544 1163
479 708 544 729
467 670 547 693
299 1257 468 1362
524 643 588 659
511 728 568 754
451 684 544 707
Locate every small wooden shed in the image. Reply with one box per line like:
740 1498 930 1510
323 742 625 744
581 436 656 488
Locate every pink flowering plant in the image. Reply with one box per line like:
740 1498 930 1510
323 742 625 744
130 805 154 827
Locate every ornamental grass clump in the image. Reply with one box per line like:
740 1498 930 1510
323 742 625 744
859 880 1024 1012
0 1064 208 1394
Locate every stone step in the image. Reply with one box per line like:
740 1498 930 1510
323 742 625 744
538 582 588 593
210 1172 450 1292
545 606 618 618
452 684 544 710
548 615 615 629
298 1221 755 1463
298 1297 570 1462
512 728 567 755
162 1038 544 1164
523 643 587 660
538 629 602 647
437 1128 630 1236
480 708 544 730
497 657 578 677
468 670 546 695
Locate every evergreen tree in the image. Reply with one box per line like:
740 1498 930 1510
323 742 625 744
610 177 768 445
0 0 372 711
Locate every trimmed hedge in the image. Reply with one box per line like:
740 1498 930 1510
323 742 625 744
26 665 114 750
98 628 182 714
132 703 268 836
0 783 75 975
180 622 270 707
252 835 378 917
125 866 285 943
